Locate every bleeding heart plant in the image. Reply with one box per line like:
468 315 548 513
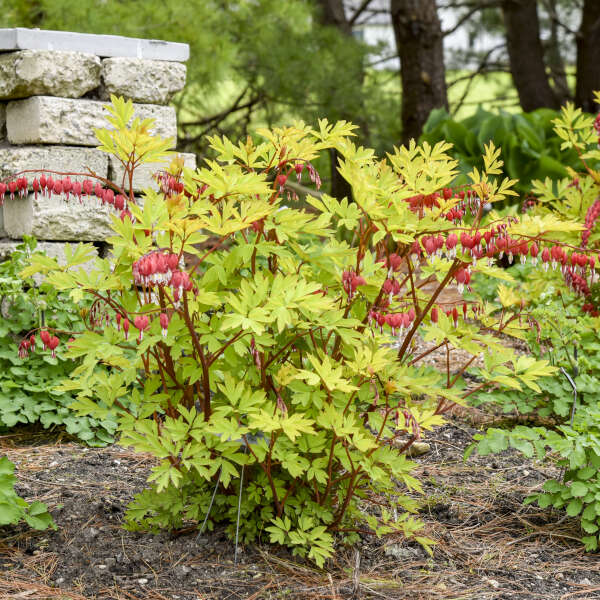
19 96 588 565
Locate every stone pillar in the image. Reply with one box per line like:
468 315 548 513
0 28 196 263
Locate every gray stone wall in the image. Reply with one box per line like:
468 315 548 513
0 28 196 263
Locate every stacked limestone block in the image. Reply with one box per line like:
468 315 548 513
0 28 195 266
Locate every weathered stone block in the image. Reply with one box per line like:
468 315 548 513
0 50 101 100
101 58 186 104
0 28 189 61
6 96 177 146
0 144 108 240
3 193 117 242
0 145 108 181
109 152 197 192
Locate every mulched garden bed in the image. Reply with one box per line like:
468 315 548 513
2 414 600 600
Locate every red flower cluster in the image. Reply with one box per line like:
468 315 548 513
381 253 403 274
18 334 36 359
156 172 185 196
422 235 445 257
582 199 600 247
405 188 485 219
0 175 130 220
133 251 196 301
565 268 590 297
276 174 287 190
133 251 180 286
30 330 60 358
370 309 415 336
305 163 321 189
382 277 402 301
405 193 441 212
445 207 465 222
342 270 366 298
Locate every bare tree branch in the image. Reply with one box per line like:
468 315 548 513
348 0 375 26
179 87 253 129
442 0 503 37
449 43 507 115
540 0 579 36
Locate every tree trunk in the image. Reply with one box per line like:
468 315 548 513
391 0 448 144
315 0 358 201
575 0 600 113
316 0 352 35
544 0 571 106
501 0 559 111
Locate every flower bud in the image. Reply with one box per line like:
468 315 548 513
160 313 169 337
48 335 60 358
134 315 149 341
40 329 51 348
83 179 93 196
167 254 179 271
72 181 82 201
114 194 126 211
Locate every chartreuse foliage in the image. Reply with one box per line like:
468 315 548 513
531 93 600 249
25 97 575 565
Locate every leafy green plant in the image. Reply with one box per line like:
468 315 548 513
0 455 55 530
20 96 576 566
468 407 600 551
0 237 117 445
420 106 584 195
467 93 600 550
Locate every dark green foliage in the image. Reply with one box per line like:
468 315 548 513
420 107 583 194
468 408 600 551
0 238 117 445
0 456 55 530
469 288 600 550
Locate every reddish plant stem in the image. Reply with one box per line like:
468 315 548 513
397 260 460 361
182 292 211 419
408 340 447 367
449 354 478 388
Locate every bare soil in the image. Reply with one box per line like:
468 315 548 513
2 412 600 600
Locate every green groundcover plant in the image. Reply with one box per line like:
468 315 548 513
13 96 585 564
0 455 55 530
469 93 600 550
0 237 117 446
